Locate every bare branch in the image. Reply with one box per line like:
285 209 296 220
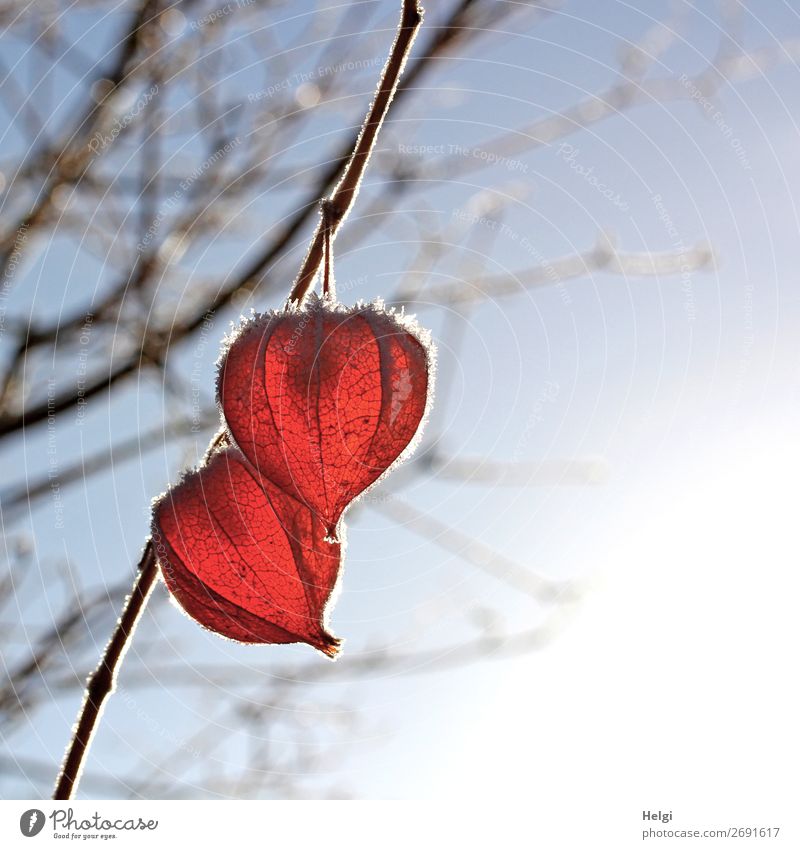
288 0 424 302
53 543 158 800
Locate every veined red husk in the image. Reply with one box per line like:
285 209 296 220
152 447 342 656
218 295 434 540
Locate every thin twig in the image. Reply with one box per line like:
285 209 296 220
52 543 158 800
49 0 426 800
288 0 424 303
321 199 336 299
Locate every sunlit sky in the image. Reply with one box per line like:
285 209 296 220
2 0 799 800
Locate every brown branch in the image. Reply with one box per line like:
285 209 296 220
52 543 158 800
50 0 428 801
288 0 424 302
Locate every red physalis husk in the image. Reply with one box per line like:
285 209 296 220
218 294 433 541
152 447 342 657
152 295 434 657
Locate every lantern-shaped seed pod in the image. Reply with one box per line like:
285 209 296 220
218 294 434 541
152 447 342 656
